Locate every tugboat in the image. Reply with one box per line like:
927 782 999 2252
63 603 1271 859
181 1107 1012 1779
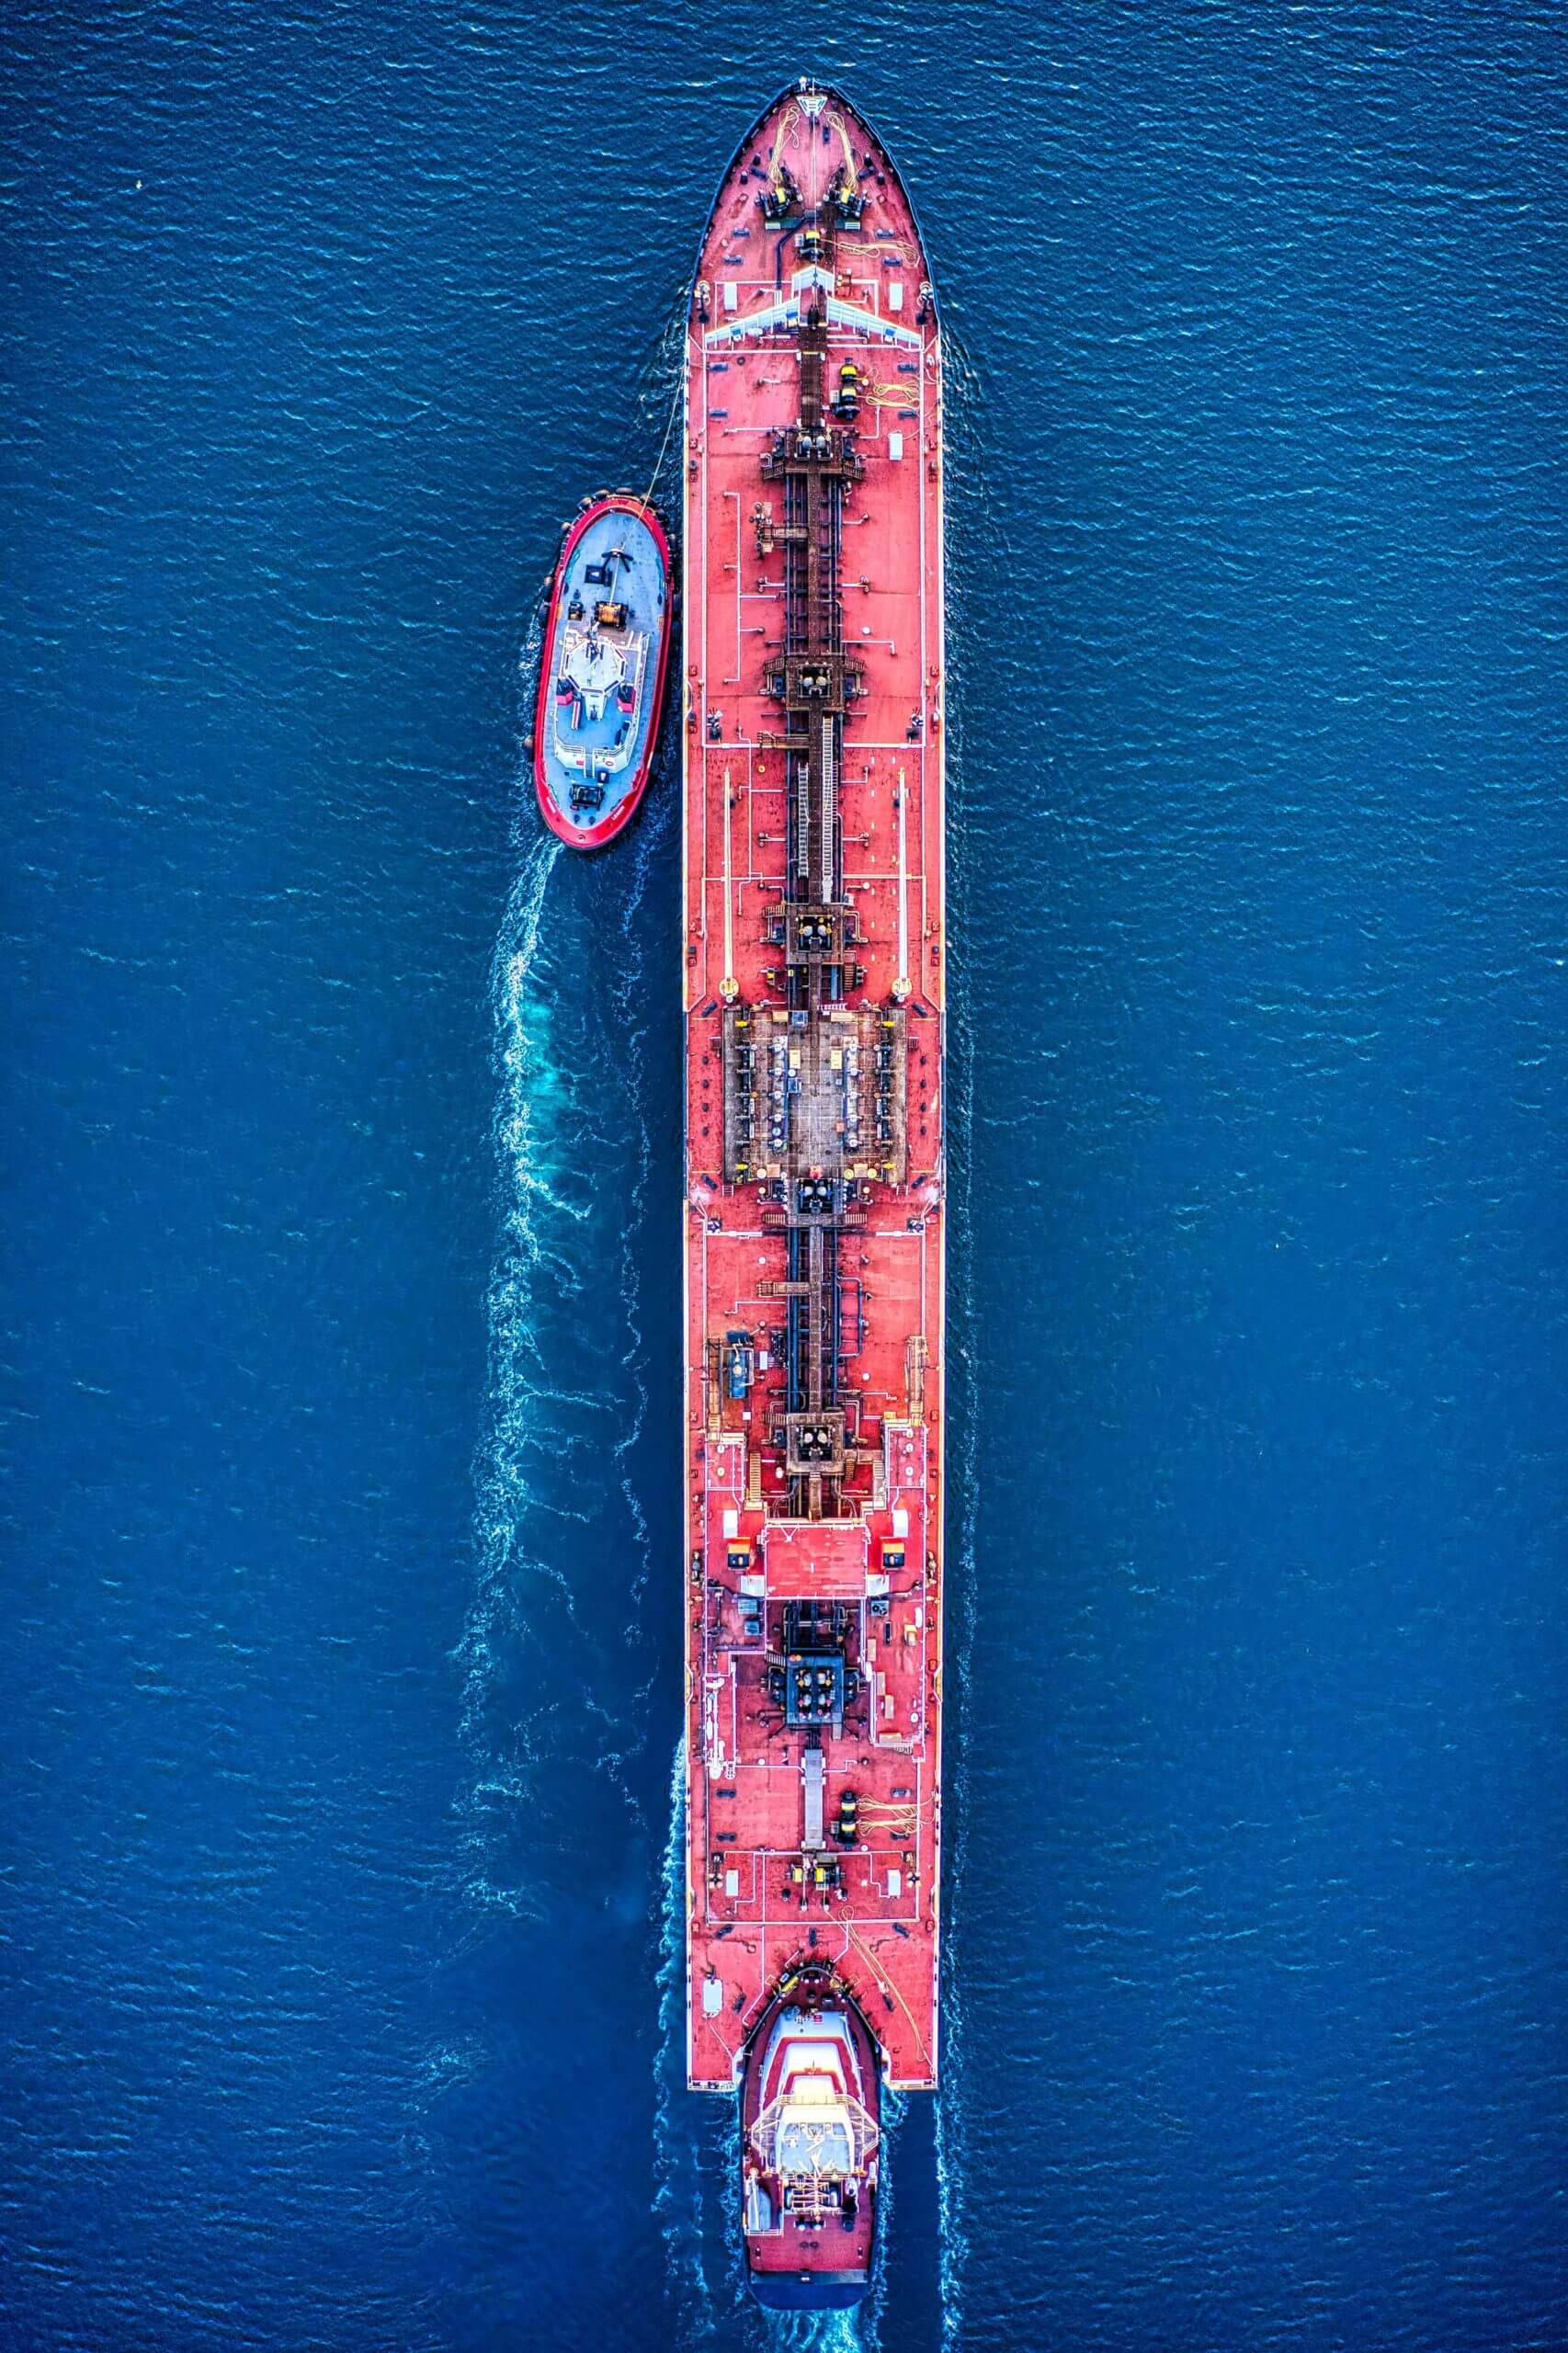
740 1967 881 2311
534 492 670 847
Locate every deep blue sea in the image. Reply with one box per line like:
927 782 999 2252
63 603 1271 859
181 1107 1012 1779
5 6 1566 2348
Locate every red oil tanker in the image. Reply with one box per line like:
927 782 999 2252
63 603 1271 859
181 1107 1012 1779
681 82 946 2311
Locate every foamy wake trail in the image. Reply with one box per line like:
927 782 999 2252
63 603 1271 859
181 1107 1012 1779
766 2318 865 2353
653 1736 722 2345
456 832 582 1913
610 790 673 1655
934 2040 971 2350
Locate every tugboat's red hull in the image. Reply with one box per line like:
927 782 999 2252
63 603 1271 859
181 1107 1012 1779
534 493 671 849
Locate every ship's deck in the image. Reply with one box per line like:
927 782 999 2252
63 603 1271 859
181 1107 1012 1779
683 89 946 2095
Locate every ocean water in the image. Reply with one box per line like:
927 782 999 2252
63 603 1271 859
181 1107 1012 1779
4 6 1565 2349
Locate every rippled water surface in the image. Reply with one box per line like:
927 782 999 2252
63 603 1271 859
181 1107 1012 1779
5 6 1566 2348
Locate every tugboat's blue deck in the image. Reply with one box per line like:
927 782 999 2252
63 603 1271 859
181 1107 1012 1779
540 507 667 834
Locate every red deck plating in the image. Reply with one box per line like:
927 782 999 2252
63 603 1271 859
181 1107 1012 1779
681 74 946 2168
